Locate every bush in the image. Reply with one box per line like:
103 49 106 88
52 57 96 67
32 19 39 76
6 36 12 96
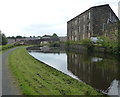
49 41 60 47
81 38 94 51
96 36 120 54
65 40 81 46
1 33 8 45
1 44 15 51
96 36 111 48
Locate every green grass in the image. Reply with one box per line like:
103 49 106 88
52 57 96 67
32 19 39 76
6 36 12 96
8 47 102 95
0 44 38 54
0 44 14 53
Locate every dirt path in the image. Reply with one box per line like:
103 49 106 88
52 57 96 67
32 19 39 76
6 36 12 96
2 48 22 95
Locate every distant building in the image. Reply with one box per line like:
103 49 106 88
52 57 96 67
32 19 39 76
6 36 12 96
67 4 119 41
7 37 40 45
41 35 60 44
59 36 67 42
118 1 120 20
24 37 40 45
7 39 16 44
42 35 51 39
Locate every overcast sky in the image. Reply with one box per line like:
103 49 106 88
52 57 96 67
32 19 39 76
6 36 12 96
0 0 119 37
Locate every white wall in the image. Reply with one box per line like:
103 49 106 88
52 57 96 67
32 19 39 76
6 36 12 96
119 1 120 20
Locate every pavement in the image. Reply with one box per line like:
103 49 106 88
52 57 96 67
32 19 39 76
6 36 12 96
1 48 22 96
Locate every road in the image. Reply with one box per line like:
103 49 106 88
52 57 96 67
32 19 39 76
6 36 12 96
1 48 22 96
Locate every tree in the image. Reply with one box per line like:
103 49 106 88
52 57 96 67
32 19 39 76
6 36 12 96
16 36 22 38
52 33 58 38
1 33 8 45
37 36 41 39
11 36 15 39
33 36 35 38
50 33 59 42
0 31 8 45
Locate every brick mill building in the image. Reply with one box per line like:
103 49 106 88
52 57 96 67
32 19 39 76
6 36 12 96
67 4 119 41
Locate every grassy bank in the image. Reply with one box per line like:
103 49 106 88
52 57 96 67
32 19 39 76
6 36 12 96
0 44 15 53
9 47 102 95
0 44 37 53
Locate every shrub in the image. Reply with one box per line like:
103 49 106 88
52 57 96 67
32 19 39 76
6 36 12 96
1 44 14 51
96 36 120 54
1 33 8 45
65 40 81 46
49 41 60 47
81 38 94 51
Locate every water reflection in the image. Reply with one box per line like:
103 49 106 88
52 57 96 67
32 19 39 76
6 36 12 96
29 50 120 96
67 52 120 94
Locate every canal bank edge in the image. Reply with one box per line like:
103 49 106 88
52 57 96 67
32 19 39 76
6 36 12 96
26 44 116 54
65 44 116 54
8 47 103 95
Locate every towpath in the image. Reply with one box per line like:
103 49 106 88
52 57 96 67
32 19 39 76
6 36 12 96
1 48 22 96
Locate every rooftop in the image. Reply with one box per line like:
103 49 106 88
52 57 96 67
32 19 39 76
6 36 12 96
67 4 119 22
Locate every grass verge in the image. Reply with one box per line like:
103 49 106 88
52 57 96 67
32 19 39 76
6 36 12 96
0 44 14 54
9 47 102 95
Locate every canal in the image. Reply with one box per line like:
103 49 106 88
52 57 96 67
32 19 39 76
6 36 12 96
28 49 120 96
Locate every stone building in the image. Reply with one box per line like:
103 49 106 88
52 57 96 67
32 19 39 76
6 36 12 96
67 4 119 41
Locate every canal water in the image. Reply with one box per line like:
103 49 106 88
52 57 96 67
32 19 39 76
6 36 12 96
28 50 120 96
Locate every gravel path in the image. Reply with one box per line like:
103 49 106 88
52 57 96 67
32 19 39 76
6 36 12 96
2 48 22 96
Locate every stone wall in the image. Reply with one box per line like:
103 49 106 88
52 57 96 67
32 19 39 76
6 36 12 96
66 44 112 54
104 22 118 40
92 5 119 36
67 9 92 41
67 4 119 41
66 44 87 53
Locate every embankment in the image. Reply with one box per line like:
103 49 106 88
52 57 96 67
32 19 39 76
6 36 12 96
9 47 102 95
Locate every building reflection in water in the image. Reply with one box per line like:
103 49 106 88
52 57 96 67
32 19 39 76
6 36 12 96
67 52 120 94
117 81 120 96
